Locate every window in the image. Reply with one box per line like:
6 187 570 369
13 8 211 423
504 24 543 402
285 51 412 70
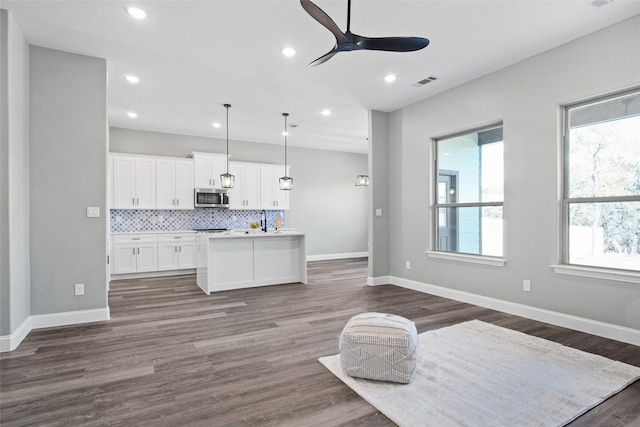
434 124 504 257
563 88 640 272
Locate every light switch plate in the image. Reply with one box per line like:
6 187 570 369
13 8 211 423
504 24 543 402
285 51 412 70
86 207 100 218
375 209 383 217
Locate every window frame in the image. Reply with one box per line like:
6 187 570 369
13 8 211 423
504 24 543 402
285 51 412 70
431 121 505 261
560 87 640 275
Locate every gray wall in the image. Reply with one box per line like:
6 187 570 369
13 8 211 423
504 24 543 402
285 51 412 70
368 110 389 277
0 10 30 336
30 46 108 315
372 16 640 329
110 127 368 256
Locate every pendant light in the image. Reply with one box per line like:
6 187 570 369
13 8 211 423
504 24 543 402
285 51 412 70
355 175 369 186
279 113 293 190
220 103 235 188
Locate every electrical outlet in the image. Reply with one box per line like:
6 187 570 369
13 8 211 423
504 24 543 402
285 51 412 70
375 209 383 217
406 261 411 270
115 215 122 223
523 280 531 292
75 283 85 296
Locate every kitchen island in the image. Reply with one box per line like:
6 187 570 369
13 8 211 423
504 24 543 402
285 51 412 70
196 231 307 294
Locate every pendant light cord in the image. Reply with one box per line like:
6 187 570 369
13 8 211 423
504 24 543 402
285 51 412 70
283 113 289 173
224 103 231 173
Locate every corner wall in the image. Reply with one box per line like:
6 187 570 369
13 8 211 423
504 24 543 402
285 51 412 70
29 46 108 316
378 16 640 331
0 9 30 342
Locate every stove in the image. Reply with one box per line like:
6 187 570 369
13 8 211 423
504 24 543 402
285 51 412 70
194 228 228 233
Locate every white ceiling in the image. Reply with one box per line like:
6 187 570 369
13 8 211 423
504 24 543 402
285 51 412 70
4 1 640 154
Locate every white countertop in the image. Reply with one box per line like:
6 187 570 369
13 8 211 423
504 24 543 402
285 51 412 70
111 230 196 235
198 230 304 239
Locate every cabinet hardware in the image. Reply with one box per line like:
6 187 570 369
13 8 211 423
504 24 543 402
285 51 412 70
132 198 135 205
175 246 177 253
132 238 140 240
133 248 136 255
212 178 216 186
177 199 180 205
136 198 139 205
137 248 140 255
179 246 182 253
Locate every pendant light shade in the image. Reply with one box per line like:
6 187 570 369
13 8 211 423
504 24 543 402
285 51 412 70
355 175 369 186
279 112 293 191
220 103 235 189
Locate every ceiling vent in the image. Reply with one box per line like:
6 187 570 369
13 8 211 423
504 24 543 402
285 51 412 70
413 76 438 87
591 0 613 7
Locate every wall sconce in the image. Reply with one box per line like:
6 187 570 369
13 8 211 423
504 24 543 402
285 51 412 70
355 175 369 186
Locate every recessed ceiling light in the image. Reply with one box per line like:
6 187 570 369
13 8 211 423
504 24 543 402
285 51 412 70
212 122 221 128
384 74 397 83
125 75 139 84
127 111 138 118
282 47 296 57
320 108 331 116
127 7 147 19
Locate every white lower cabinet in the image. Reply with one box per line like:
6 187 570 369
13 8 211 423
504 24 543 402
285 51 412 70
157 233 196 271
112 234 158 274
112 232 196 275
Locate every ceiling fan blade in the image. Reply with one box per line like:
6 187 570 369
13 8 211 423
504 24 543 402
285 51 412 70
300 0 348 43
357 36 430 52
308 48 339 67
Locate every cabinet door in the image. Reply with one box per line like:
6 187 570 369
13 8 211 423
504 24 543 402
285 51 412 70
113 244 137 274
243 164 262 209
178 241 196 269
112 157 136 209
134 158 156 209
193 155 213 188
156 159 176 209
157 242 178 271
136 243 158 272
228 163 244 209
174 160 194 209
211 155 228 189
260 166 276 209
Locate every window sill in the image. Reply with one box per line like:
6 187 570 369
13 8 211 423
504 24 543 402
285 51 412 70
425 251 505 267
550 264 640 284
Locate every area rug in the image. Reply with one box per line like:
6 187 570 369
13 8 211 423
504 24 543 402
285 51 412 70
318 320 640 427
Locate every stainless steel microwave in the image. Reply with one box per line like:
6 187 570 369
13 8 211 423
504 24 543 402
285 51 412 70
194 188 229 208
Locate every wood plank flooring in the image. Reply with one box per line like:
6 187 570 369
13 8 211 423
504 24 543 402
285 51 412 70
1 258 639 426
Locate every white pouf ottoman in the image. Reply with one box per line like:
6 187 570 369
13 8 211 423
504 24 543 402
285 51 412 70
339 312 419 384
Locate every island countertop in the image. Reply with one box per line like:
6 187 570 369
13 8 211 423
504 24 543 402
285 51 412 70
196 230 305 239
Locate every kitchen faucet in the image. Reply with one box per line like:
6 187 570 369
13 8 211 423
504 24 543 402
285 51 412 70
261 210 267 232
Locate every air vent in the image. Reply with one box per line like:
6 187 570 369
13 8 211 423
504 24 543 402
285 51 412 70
413 76 438 87
591 0 613 7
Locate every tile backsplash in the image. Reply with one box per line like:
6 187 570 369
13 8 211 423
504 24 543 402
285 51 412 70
110 209 286 233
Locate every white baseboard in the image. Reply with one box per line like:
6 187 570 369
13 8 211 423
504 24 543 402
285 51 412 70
307 252 368 262
1 307 111 352
31 307 110 329
110 269 196 280
0 316 33 352
367 275 392 286
369 275 640 346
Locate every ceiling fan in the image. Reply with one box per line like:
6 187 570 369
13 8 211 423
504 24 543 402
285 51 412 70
300 0 430 67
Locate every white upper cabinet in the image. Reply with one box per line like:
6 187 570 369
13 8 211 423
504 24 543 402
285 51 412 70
229 162 261 210
112 155 156 209
193 152 228 189
260 165 290 210
156 159 194 210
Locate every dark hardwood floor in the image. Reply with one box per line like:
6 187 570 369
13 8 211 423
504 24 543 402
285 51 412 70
1 258 639 426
